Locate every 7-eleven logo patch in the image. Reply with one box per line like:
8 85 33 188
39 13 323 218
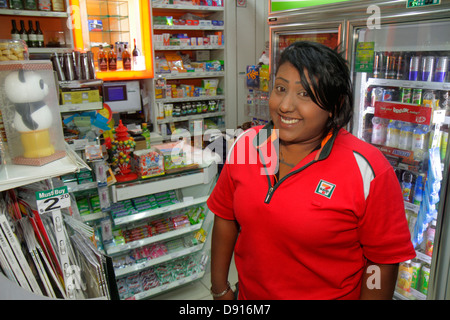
315 180 336 199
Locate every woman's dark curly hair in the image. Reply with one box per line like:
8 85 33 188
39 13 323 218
276 41 353 135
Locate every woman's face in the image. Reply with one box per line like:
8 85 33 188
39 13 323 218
269 62 331 145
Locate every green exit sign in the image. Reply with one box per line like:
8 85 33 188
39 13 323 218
407 0 441 8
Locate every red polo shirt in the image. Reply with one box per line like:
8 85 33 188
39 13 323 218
207 123 416 300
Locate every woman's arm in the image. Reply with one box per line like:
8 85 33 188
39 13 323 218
360 261 399 300
210 215 239 300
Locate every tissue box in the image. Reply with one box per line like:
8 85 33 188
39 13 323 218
133 148 164 179
0 60 66 166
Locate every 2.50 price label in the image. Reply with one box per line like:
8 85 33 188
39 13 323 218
36 186 70 214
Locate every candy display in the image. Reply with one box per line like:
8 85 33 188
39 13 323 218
133 148 164 179
108 120 138 182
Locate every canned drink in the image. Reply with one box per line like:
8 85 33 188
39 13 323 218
409 55 420 81
382 88 396 101
419 264 430 295
421 56 435 82
396 53 405 80
435 56 448 82
373 51 384 78
412 88 423 105
400 87 412 103
386 53 397 79
371 87 384 107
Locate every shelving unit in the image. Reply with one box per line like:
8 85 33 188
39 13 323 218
150 1 226 141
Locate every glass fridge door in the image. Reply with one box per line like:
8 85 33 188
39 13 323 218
350 20 450 300
270 25 342 85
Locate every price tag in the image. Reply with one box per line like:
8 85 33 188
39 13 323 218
35 186 70 214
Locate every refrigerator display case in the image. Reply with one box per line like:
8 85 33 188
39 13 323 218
269 0 450 300
348 6 450 300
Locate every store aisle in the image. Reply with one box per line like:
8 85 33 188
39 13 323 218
150 256 238 300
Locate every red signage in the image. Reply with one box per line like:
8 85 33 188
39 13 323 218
374 101 432 125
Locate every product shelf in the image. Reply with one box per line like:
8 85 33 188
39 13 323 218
0 8 69 17
114 242 205 278
0 143 87 192
113 195 209 226
104 223 203 256
158 71 225 80
156 111 225 124
152 3 224 11
132 269 206 300
367 78 450 90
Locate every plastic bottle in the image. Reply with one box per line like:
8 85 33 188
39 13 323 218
425 220 436 257
412 125 429 161
141 123 151 149
413 174 424 206
401 171 413 202
398 122 414 150
385 120 401 148
371 116 386 145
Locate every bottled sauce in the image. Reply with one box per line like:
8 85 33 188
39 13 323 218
122 44 132 70
23 0 37 10
51 0 64 11
27 20 37 48
371 116 386 145
11 20 20 41
97 45 108 72
412 125 429 161
385 120 401 148
141 123 151 149
401 171 413 202
35 21 44 48
132 38 140 69
425 220 436 257
108 44 117 71
19 20 28 44
398 122 414 150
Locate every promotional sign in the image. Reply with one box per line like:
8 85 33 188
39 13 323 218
374 101 433 125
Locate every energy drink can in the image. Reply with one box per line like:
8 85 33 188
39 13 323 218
373 51 384 78
396 53 405 80
409 55 420 81
412 88 423 105
400 87 412 103
386 52 397 79
435 56 448 82
421 56 435 82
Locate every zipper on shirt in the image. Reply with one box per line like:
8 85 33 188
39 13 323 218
262 159 317 204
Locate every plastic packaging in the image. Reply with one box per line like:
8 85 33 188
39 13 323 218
398 122 414 150
386 120 401 148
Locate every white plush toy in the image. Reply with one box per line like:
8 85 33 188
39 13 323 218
4 69 54 159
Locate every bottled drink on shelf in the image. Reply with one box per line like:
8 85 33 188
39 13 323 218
27 20 37 48
132 38 140 69
11 20 20 41
122 44 132 71
23 0 37 10
98 45 108 72
35 21 44 48
371 116 387 145
385 120 401 148
38 0 51 11
108 44 117 71
398 121 414 150
401 171 413 202
51 0 64 11
141 123 151 149
19 20 28 44
412 125 429 161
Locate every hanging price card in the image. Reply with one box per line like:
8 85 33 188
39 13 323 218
35 186 70 214
355 42 374 73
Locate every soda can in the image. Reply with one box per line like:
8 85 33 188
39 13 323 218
386 53 397 79
371 87 384 107
421 56 435 82
435 56 448 82
419 264 430 295
400 87 412 103
382 88 396 101
396 53 405 80
409 55 420 81
373 51 384 78
412 88 423 105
